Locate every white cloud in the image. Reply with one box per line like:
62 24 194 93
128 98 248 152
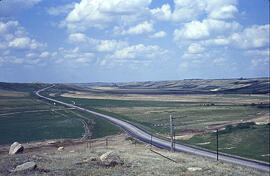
246 49 270 57
149 31 167 38
208 5 238 19
0 21 45 51
151 0 238 22
251 58 269 67
213 57 226 65
97 40 128 52
150 4 172 21
75 57 91 63
26 52 37 58
203 37 230 46
67 33 129 53
8 37 42 50
111 44 168 59
47 3 75 16
68 33 88 43
40 51 50 58
230 24 269 49
122 21 153 35
64 0 151 31
174 19 241 40
206 0 238 19
174 21 209 40
187 43 205 54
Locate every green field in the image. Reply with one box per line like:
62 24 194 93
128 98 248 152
0 84 121 144
51 93 269 163
0 81 269 163
53 95 269 134
180 123 270 163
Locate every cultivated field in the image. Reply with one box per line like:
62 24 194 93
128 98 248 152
0 84 121 145
58 82 269 163
0 79 269 163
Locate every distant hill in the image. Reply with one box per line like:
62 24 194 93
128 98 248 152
73 78 270 94
0 78 269 94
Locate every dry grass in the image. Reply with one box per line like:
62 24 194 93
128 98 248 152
0 134 267 176
0 89 28 97
62 91 269 104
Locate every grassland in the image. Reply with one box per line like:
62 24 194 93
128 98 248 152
0 83 121 145
0 79 269 163
181 123 270 163
56 90 269 163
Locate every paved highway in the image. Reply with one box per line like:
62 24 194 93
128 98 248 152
36 85 270 173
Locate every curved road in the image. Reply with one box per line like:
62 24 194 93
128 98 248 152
36 85 270 173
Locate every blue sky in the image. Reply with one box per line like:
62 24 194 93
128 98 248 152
0 0 269 83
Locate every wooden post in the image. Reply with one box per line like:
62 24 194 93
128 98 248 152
170 115 174 152
106 138 108 147
216 129 219 161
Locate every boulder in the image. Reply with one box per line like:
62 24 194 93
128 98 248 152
100 151 113 162
187 167 202 171
99 151 123 167
83 157 97 162
9 142 24 155
12 161 37 172
57 146 64 151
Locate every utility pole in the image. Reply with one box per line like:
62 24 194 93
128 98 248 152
170 115 174 152
150 134 152 149
216 129 219 161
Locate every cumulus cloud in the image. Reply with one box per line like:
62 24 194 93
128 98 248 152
63 0 151 31
0 20 45 50
47 3 75 16
97 40 128 52
40 51 50 58
149 31 167 38
230 24 269 49
208 5 238 19
213 58 226 65
151 0 238 21
251 58 269 67
174 19 241 40
111 44 168 59
150 4 172 21
187 43 205 54
121 21 154 35
68 33 88 43
203 37 230 46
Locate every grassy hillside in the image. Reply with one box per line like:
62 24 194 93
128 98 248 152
74 78 270 94
181 123 270 163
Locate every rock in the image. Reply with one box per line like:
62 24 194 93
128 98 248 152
12 161 37 172
89 157 97 161
9 142 24 155
100 151 113 162
57 146 64 151
187 167 202 171
99 151 123 167
83 157 97 162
